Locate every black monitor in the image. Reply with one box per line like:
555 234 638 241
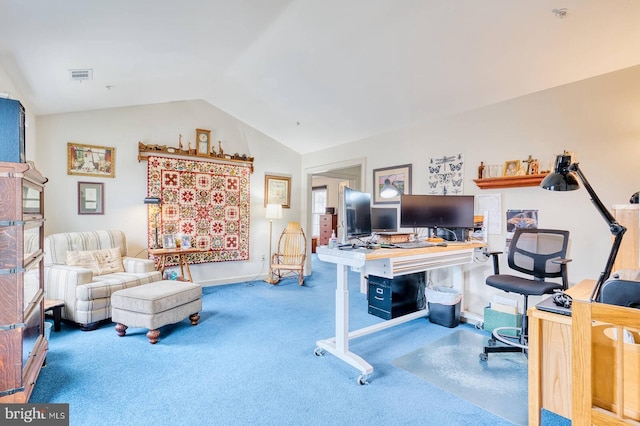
371 207 398 233
344 187 372 240
399 194 474 229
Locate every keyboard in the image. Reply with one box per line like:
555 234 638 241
393 241 436 249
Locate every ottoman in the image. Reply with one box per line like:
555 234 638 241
111 280 202 344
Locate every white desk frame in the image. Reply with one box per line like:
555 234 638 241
315 243 483 384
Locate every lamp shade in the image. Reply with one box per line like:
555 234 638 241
144 197 161 204
265 204 282 220
540 154 580 192
380 179 401 198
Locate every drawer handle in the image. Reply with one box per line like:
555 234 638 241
376 288 384 294
374 296 384 301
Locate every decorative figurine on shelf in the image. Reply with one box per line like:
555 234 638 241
478 161 485 179
179 134 184 150
523 155 538 175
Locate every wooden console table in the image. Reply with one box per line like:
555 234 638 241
149 247 205 282
527 279 594 424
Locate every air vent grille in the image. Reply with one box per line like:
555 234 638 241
69 69 93 81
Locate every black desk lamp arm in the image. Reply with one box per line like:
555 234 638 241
570 163 627 301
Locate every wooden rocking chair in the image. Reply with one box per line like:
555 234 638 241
269 222 307 285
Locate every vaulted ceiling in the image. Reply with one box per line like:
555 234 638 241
1 1 639 154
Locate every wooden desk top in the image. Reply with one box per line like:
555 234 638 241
317 241 486 261
528 279 595 325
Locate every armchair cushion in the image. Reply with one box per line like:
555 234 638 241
66 247 125 276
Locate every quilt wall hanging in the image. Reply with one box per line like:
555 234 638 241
146 155 251 263
427 152 464 195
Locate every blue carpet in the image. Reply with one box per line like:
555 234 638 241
31 255 524 425
393 330 528 425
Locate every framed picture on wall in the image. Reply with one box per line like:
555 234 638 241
373 164 412 204
67 142 116 178
78 182 104 215
265 174 291 208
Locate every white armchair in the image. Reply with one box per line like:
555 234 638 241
44 230 162 330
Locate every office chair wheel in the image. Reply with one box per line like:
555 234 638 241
487 337 496 346
357 374 369 385
479 353 488 362
313 347 325 357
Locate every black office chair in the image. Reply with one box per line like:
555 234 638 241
480 228 571 361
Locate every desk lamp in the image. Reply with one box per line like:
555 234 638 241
144 197 161 249
380 178 403 198
264 203 282 284
540 152 626 301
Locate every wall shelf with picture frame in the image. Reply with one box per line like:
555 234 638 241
473 173 549 189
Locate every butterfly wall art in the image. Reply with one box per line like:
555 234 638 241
427 153 464 195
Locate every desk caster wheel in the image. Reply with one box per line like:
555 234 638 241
314 347 325 357
479 353 488 362
357 374 369 385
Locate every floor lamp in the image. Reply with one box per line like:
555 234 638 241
144 197 162 249
540 152 626 302
264 203 282 284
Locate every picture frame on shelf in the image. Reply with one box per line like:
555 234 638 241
181 235 192 249
162 234 176 249
503 160 520 176
67 142 115 178
78 182 104 215
373 164 412 204
265 174 291 208
195 128 211 157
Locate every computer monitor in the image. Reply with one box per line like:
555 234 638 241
371 207 398 233
344 187 372 240
399 194 475 230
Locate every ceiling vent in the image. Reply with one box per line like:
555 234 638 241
69 69 93 82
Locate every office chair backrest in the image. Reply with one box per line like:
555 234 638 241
508 228 569 280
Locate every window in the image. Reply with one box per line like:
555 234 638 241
312 186 327 236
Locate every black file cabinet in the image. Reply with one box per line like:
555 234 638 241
368 272 425 320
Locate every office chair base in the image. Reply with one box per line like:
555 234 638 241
479 327 527 361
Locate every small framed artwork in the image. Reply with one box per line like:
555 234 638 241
162 234 177 249
181 235 192 249
195 128 211 156
68 142 116 178
373 164 412 204
265 174 291 208
503 160 520 176
78 182 104 215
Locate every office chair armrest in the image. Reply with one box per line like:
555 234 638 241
485 251 503 274
550 257 572 265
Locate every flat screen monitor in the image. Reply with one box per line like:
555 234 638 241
344 187 372 239
400 194 475 229
371 207 398 233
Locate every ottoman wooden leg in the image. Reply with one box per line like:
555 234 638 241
115 323 128 337
189 313 200 325
146 329 160 344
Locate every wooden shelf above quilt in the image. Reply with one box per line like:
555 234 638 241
473 173 549 189
137 142 254 172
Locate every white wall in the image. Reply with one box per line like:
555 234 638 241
302 65 640 317
35 100 301 285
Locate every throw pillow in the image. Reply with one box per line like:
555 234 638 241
66 247 124 275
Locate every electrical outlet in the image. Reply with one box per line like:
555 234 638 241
261 254 265 261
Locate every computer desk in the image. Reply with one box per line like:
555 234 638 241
315 242 485 384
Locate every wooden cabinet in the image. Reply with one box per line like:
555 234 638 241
612 204 639 271
0 161 48 403
318 214 337 246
